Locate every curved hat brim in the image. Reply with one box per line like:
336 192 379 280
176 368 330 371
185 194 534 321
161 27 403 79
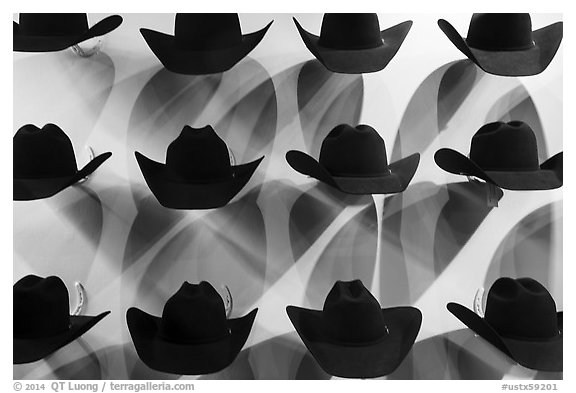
286 305 422 378
437 19 563 76
126 307 257 375
13 152 112 201
13 311 110 364
434 148 562 190
293 18 413 74
140 21 273 75
447 303 562 372
286 150 420 195
135 152 263 209
13 15 123 52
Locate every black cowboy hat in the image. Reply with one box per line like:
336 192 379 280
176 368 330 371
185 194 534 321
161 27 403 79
447 277 562 372
286 124 420 195
135 125 263 209
13 13 123 52
140 13 273 75
13 123 112 201
14 275 110 364
438 13 563 76
127 281 258 375
293 13 413 74
434 121 562 190
286 280 421 378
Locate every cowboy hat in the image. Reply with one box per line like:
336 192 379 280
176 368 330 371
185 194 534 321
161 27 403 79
434 121 562 190
438 13 563 76
140 13 273 75
14 275 110 364
13 123 112 201
127 281 258 375
447 277 562 372
293 13 413 74
286 124 420 195
13 13 123 52
286 280 422 378
135 125 263 209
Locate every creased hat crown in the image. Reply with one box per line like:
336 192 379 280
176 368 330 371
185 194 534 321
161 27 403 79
13 275 71 339
18 13 89 37
322 280 387 343
469 121 540 172
319 124 389 177
159 281 230 343
318 13 383 50
174 13 242 50
466 13 535 51
165 125 232 182
13 124 78 179
484 277 559 339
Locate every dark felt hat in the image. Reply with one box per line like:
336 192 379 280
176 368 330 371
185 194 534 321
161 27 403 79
135 125 263 209
434 121 562 190
293 13 413 74
286 280 422 378
13 275 110 364
127 281 258 375
447 277 562 372
438 13 563 76
13 123 112 201
286 124 420 195
140 13 273 75
13 13 123 52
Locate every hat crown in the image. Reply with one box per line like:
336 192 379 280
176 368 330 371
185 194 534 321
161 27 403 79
174 13 242 50
466 13 535 51
318 13 383 50
13 124 78 179
159 281 230 343
13 275 71 339
165 125 232 182
18 13 89 37
322 280 386 343
485 277 559 339
319 124 389 177
469 121 540 172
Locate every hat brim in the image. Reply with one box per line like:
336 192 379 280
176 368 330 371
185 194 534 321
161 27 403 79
140 21 273 75
447 303 562 372
434 148 562 190
286 305 421 378
126 307 257 375
437 19 563 76
135 152 263 209
286 150 420 194
13 311 110 364
13 152 112 201
13 15 123 52
293 18 413 74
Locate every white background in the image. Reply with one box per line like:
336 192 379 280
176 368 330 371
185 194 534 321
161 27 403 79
12 12 563 381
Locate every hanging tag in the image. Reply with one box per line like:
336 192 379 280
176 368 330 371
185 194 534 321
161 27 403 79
486 182 501 208
473 287 485 318
76 146 95 184
71 282 86 316
221 285 233 318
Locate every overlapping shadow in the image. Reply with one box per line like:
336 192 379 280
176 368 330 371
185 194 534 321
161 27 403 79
483 201 563 299
13 50 115 146
296 59 364 158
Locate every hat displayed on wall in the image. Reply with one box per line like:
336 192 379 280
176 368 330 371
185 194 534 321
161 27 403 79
135 125 264 209
14 275 110 364
286 280 422 378
434 121 563 190
286 124 420 195
127 281 258 375
293 13 413 74
13 13 123 52
140 13 273 75
447 277 562 372
438 13 563 76
13 123 112 201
